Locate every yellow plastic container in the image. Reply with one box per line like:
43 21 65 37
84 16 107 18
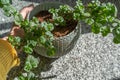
0 39 20 80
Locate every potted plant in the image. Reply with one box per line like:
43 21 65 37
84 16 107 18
0 0 120 79
27 0 120 58
28 2 81 58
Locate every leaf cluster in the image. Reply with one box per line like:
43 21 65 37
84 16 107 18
0 0 12 7
49 0 120 43
17 72 37 80
1 0 55 79
1 0 120 79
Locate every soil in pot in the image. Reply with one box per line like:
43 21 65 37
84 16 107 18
35 10 78 37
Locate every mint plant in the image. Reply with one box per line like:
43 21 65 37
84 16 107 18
1 0 120 79
49 0 120 43
49 5 73 26
17 72 37 80
0 0 11 7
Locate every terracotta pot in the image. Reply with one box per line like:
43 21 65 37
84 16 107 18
27 2 81 58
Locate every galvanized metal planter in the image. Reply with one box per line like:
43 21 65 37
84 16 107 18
28 2 81 58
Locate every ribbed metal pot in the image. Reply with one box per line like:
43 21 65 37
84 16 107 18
27 2 81 58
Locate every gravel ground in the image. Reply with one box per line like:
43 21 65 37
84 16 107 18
1 0 120 80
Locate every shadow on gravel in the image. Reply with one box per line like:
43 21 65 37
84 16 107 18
111 78 120 80
80 22 91 34
33 51 58 73
0 22 13 38
21 51 58 80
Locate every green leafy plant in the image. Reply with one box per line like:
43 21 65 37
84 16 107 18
0 0 11 7
24 55 39 72
49 0 120 44
16 72 37 80
1 0 120 79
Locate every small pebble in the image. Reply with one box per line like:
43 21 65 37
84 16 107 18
2 18 5 22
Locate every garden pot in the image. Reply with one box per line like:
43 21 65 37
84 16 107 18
27 2 81 58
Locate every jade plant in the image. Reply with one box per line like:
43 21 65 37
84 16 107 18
0 0 120 79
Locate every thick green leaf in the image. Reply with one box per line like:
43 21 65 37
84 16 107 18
27 72 35 80
1 0 10 4
21 19 29 27
27 40 37 47
8 35 14 43
2 5 12 16
112 23 118 27
24 61 32 72
32 17 39 24
0 2 3 7
47 47 56 56
49 8 58 14
83 12 90 17
47 23 54 31
101 26 110 37
116 27 120 35
45 40 51 47
91 23 100 34
18 75 26 80
107 16 115 22
39 36 46 44
113 26 120 36
54 16 65 26
29 56 39 68
14 13 23 25
85 18 94 25
23 45 33 54
107 3 117 17
59 5 72 14
45 31 53 38
41 21 47 28
25 55 39 71
113 37 120 44
73 13 80 20
8 36 21 48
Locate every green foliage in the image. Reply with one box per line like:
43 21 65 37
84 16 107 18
75 0 119 41
0 0 11 7
40 21 54 31
24 55 39 72
1 0 55 79
73 0 91 21
49 5 73 26
49 0 120 42
2 4 17 16
14 13 24 26
46 46 56 56
91 23 101 34
8 36 21 48
49 8 66 26
112 23 120 43
23 45 33 54
1 0 120 79
0 0 10 4
23 40 37 54
17 72 37 80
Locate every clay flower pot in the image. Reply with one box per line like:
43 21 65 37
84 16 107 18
27 2 81 58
